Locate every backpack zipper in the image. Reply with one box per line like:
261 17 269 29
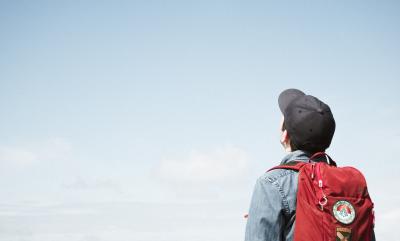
316 162 328 211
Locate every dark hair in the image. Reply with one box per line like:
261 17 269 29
282 121 325 154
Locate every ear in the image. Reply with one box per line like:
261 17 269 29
281 129 289 143
280 130 292 152
279 116 285 131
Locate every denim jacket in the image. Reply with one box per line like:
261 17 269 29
244 150 375 241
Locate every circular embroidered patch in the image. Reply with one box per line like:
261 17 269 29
333 200 356 224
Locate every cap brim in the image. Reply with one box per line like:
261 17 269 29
278 88 305 113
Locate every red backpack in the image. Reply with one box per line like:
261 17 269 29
270 152 375 241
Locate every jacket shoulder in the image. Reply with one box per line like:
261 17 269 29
259 167 298 184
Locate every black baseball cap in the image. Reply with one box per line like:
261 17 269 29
278 89 335 152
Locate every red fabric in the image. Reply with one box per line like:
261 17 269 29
271 161 374 241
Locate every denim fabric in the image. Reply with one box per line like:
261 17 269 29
244 150 376 241
244 150 310 241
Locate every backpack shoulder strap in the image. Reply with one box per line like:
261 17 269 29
267 161 308 172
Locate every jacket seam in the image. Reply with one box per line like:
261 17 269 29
272 181 290 216
262 171 295 217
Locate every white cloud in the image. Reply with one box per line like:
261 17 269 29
0 201 246 241
156 145 249 183
380 208 400 221
376 208 400 241
0 146 37 166
36 138 72 161
0 138 72 167
62 176 122 193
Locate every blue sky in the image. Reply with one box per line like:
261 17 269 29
0 0 399 240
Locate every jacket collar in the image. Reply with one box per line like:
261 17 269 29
280 150 333 165
280 150 311 164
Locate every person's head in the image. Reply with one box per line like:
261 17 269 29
278 89 336 154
